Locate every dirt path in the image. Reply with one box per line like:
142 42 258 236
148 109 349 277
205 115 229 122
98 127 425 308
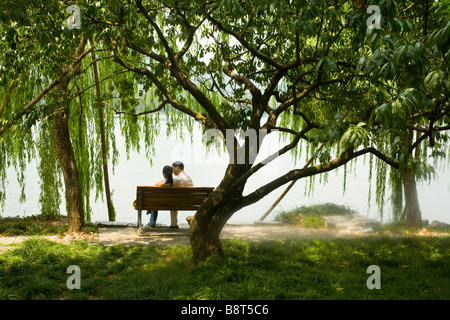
1 219 449 252
0 223 370 251
98 223 372 247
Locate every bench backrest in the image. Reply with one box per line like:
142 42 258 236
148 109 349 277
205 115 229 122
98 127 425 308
135 186 214 211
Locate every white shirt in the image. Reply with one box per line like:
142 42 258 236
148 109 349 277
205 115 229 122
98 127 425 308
172 171 193 187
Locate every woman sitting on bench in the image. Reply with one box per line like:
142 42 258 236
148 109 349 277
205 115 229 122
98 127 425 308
147 165 173 227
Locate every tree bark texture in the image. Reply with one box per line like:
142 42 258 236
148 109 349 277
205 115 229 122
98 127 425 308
401 130 422 228
53 109 85 233
401 168 422 228
190 163 250 263
52 35 89 233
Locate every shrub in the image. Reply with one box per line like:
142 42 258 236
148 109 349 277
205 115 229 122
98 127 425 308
275 203 357 227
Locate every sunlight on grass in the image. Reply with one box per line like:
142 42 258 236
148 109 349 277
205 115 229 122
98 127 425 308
1 236 449 300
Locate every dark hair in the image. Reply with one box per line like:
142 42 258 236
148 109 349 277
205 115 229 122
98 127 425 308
162 165 173 186
172 161 184 170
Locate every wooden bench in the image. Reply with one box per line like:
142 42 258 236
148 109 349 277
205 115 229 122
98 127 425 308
133 186 214 229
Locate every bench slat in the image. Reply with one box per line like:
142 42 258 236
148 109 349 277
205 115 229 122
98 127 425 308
141 205 202 210
137 186 214 193
138 193 211 197
140 198 206 206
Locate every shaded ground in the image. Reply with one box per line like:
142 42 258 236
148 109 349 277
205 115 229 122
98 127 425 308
94 214 450 246
0 221 374 251
98 223 370 247
1 214 449 251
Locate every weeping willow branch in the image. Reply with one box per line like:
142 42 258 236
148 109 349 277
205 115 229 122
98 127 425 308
0 73 20 119
109 37 217 129
102 100 168 116
91 42 116 222
0 78 60 137
66 69 130 103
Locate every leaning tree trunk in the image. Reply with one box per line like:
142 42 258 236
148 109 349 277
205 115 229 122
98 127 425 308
190 163 250 263
52 36 88 233
401 168 422 228
189 205 231 262
53 108 85 233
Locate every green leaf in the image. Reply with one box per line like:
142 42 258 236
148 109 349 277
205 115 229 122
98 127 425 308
424 70 442 87
356 56 365 73
324 57 337 73
315 58 325 72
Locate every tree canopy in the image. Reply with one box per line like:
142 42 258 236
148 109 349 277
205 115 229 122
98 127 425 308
1 0 449 261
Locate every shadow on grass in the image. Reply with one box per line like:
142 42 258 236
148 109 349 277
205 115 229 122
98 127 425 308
0 236 449 300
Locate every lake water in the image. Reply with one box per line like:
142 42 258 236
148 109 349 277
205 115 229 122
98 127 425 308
2 118 450 225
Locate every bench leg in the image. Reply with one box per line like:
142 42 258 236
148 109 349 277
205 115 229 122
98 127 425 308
138 210 142 230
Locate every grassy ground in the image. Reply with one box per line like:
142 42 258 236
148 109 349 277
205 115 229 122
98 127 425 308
1 213 449 300
0 215 98 236
0 236 449 300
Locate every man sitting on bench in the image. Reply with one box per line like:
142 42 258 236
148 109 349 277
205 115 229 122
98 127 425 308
169 161 193 228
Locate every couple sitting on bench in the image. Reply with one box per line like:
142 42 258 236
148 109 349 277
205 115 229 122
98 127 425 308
146 160 193 228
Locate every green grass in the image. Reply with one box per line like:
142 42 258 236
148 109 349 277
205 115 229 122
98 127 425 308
275 203 358 228
1 213 449 300
0 215 98 236
0 236 449 300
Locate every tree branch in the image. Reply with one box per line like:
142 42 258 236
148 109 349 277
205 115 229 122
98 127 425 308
0 78 60 137
122 31 168 65
222 61 260 95
174 4 217 62
102 100 168 117
209 75 252 105
135 0 176 64
273 82 321 117
233 124 314 187
207 13 285 70
238 147 398 209
109 38 215 128
261 69 286 107
240 5 257 37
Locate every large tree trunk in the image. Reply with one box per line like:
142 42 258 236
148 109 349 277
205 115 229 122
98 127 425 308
190 163 249 263
53 108 85 233
401 168 422 228
190 199 240 263
189 206 230 262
